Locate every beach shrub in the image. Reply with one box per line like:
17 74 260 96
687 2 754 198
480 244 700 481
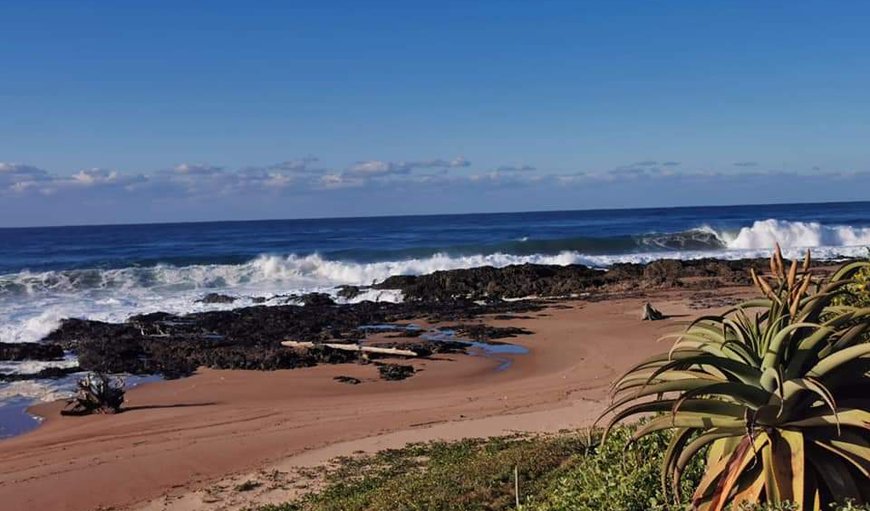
529 426 705 511
256 426 705 511
840 251 870 308
601 247 870 510
265 434 586 511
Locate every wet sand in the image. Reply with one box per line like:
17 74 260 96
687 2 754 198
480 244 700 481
0 287 749 511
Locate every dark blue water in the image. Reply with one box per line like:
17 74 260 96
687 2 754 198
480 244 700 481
2 201 868 275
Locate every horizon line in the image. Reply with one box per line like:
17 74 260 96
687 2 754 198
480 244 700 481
4 198 869 231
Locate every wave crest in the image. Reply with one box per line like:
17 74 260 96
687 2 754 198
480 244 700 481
723 219 870 250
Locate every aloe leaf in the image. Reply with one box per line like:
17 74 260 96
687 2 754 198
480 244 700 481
807 343 870 379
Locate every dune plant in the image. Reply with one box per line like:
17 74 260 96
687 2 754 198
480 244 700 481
601 247 870 510
838 250 870 309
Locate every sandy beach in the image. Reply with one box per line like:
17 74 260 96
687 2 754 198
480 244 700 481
0 286 752 511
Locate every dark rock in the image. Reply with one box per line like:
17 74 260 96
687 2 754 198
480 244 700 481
336 286 362 300
439 324 533 343
0 366 80 382
642 260 685 286
43 297 542 376
374 264 608 301
299 293 336 307
334 375 362 385
377 363 415 381
0 342 65 361
197 293 237 304
373 259 770 300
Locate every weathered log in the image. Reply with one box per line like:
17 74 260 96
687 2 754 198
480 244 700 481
280 340 418 358
641 303 665 321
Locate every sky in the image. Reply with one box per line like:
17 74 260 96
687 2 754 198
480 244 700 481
1 1 870 227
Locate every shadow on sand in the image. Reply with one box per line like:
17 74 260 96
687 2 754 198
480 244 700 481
120 402 218 413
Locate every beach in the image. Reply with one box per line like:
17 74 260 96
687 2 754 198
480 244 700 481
1 205 867 510
0 285 752 511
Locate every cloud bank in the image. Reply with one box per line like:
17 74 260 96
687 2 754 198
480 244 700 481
1 156 868 226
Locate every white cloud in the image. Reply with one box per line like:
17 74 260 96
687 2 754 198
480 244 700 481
345 156 471 178
319 173 363 189
71 168 120 185
495 164 536 172
346 160 407 177
174 163 224 175
0 163 52 193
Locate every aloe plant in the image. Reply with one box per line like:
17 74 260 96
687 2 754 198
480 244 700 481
601 247 870 510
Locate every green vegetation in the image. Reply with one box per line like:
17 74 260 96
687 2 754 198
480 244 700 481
256 426 704 511
603 248 870 510
254 425 868 511
837 251 870 309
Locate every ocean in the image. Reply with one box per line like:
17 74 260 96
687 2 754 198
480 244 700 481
1 201 869 410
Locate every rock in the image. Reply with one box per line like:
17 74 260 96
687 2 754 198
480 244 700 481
438 324 533 343
336 286 362 300
196 293 237 304
642 260 685 286
377 363 415 381
42 297 541 376
373 259 771 300
334 375 362 385
299 293 336 307
0 342 65 361
375 264 609 301
0 366 80 382
641 303 665 321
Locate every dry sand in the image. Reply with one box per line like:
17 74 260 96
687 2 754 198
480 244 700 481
0 287 749 511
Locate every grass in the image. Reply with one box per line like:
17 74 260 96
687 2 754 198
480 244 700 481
253 424 870 511
254 425 704 511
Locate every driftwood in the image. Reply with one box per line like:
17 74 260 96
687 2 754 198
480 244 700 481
641 303 665 321
61 373 125 416
280 340 418 358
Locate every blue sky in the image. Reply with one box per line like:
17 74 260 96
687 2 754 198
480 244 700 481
2 1 870 226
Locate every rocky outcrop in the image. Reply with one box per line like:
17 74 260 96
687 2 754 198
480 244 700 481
374 259 767 301
0 342 65 361
42 294 541 378
22 258 790 381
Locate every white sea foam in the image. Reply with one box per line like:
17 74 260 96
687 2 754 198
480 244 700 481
0 356 79 376
720 219 870 250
